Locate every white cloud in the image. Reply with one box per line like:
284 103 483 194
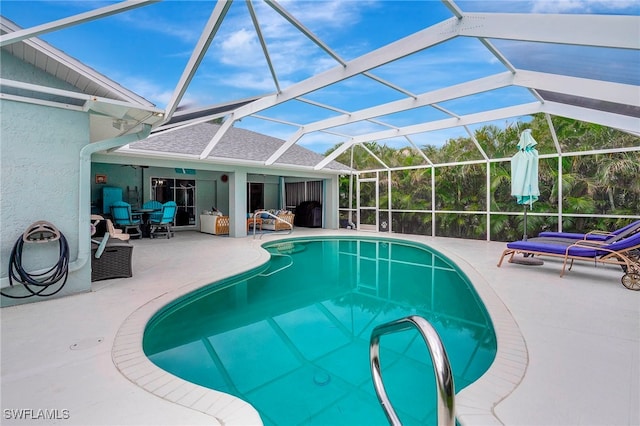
120 77 174 106
222 72 284 92
117 76 206 110
297 131 347 153
219 28 265 66
530 0 638 13
115 4 205 45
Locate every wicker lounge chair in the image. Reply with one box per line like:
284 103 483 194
497 232 640 290
256 210 294 231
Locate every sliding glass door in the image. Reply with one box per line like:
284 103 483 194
151 177 196 226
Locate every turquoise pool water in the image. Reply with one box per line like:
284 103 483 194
143 237 496 425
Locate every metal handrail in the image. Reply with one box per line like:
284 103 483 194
251 210 293 239
369 315 455 426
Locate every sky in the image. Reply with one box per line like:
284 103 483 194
2 0 638 153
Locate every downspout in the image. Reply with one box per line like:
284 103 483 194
71 124 151 272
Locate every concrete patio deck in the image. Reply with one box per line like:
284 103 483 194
1 229 638 425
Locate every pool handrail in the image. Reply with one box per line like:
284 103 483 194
258 253 293 276
369 315 455 426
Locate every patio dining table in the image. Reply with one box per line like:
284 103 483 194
132 208 161 238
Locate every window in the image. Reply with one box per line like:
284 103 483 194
151 177 196 226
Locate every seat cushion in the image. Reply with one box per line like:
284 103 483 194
507 241 598 257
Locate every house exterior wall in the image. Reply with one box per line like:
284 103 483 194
1 51 78 90
1 99 91 306
1 49 95 306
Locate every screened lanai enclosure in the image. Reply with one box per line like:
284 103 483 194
2 0 638 241
339 116 639 241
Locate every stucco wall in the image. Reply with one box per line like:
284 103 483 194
1 82 91 306
1 50 81 91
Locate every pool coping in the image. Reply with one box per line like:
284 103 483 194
428 237 528 425
111 233 527 425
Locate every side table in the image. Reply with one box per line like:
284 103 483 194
247 217 263 231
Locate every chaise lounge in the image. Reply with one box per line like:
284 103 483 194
497 231 640 290
535 220 640 243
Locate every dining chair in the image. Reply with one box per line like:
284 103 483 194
110 201 141 239
149 201 177 239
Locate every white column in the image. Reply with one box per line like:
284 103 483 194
229 171 247 237
323 176 339 229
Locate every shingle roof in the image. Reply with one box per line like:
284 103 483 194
127 122 350 172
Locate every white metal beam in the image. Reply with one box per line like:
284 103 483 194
541 102 640 134
308 71 516 131
457 13 638 49
441 0 464 19
163 0 233 122
265 0 345 65
268 72 517 165
329 71 636 140
314 102 544 170
513 71 640 106
266 0 420 101
314 99 639 170
0 0 158 47
266 128 305 164
0 93 85 111
260 12 633 128
359 143 389 170
404 135 434 166
246 0 280 93
296 72 516 136
0 78 164 116
314 137 356 171
199 115 235 159
286 70 637 155
463 125 489 161
478 38 516 73
208 13 639 167
545 113 562 155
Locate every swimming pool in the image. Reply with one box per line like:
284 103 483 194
143 236 496 425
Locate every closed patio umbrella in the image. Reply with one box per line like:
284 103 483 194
511 129 540 241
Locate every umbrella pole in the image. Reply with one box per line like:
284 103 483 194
511 204 543 265
523 204 528 241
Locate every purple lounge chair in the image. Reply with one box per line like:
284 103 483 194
497 231 640 290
